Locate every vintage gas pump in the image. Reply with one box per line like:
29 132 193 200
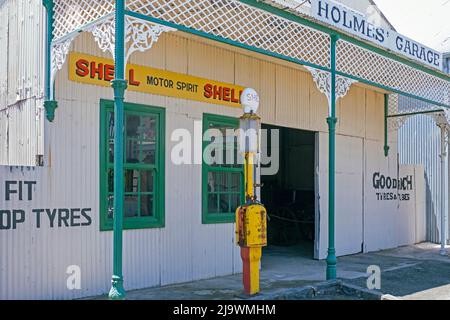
236 88 267 295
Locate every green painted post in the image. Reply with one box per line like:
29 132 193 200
384 94 390 157
326 34 338 280
109 0 127 300
42 0 58 122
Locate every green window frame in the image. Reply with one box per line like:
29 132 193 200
100 99 165 231
202 113 245 224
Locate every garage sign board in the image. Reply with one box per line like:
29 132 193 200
311 0 443 70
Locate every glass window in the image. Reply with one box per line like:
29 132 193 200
100 100 165 231
202 114 244 224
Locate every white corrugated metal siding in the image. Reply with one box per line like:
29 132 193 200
0 0 45 166
399 115 448 244
0 8 424 299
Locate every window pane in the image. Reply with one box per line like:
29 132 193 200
141 115 157 165
108 168 114 193
141 195 153 217
229 172 241 193
124 169 139 193
124 195 139 217
223 144 235 167
142 141 156 165
208 193 219 214
107 195 114 219
140 170 154 193
230 194 241 212
219 194 230 213
206 122 238 168
207 172 227 192
108 112 115 163
140 115 157 141
206 171 242 215
126 139 140 163
126 114 140 138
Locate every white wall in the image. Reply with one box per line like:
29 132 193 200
316 133 364 259
0 0 45 166
317 136 425 258
363 157 426 252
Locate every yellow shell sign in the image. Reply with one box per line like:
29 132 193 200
68 52 244 108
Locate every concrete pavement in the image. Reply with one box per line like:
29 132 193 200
90 243 450 300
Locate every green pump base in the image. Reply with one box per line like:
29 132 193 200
44 100 58 122
108 275 126 300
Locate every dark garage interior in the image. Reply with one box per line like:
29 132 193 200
261 125 316 259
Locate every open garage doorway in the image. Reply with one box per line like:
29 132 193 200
261 125 317 261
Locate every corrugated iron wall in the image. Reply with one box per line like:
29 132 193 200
0 0 45 166
398 115 448 244
0 1 425 298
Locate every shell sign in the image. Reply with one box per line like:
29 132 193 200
68 52 244 108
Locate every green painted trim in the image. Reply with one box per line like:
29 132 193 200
384 94 390 157
237 0 450 82
202 113 245 225
42 0 59 121
336 71 450 109
387 109 444 118
99 99 166 231
42 0 53 100
44 100 58 123
326 35 338 281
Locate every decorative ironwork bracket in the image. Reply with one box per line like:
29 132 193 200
305 66 357 115
388 109 450 133
387 116 411 132
50 36 77 100
88 15 177 65
125 16 177 65
431 111 450 153
88 16 116 58
49 15 177 100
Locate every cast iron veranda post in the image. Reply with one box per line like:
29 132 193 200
42 0 58 122
439 124 448 256
109 0 127 300
384 94 390 157
326 34 338 280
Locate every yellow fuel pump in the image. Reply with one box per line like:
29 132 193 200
236 88 267 295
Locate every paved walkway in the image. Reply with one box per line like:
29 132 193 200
92 243 450 300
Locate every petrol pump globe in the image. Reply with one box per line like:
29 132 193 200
241 88 260 114
239 88 261 154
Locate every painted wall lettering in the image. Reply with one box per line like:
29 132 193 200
372 172 413 202
5 180 36 201
1 180 92 231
